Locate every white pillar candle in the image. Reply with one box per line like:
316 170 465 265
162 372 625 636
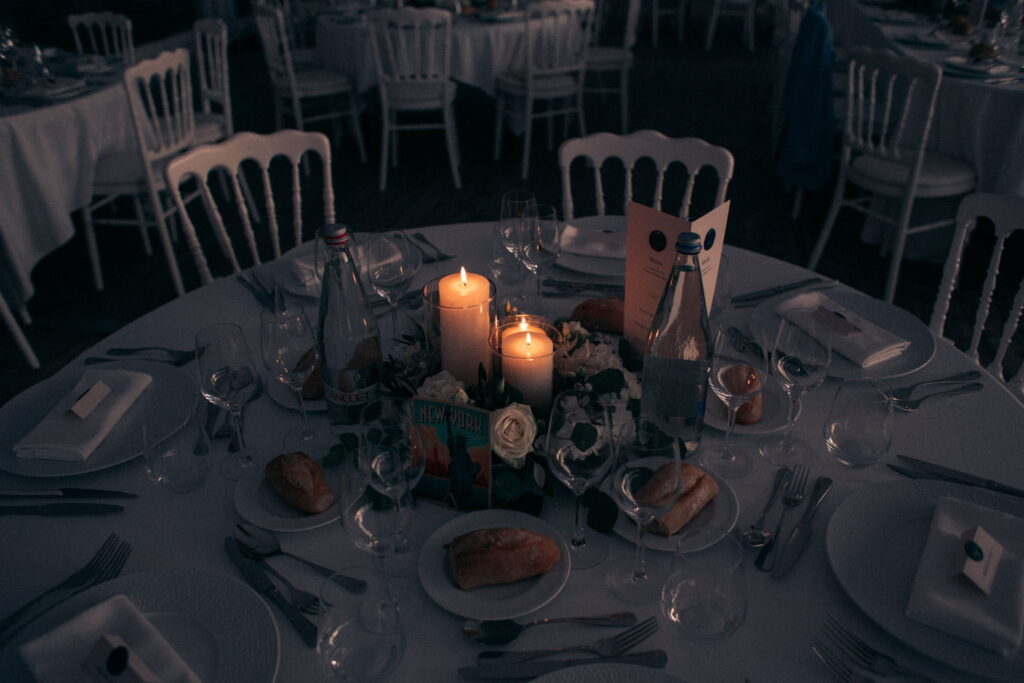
501 316 545 343
438 267 492 387
501 331 554 413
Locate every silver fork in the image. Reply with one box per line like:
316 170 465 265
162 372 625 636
893 383 984 412
822 616 937 682
259 561 320 615
811 637 877 683
886 370 981 402
0 533 132 645
756 465 808 572
478 615 658 663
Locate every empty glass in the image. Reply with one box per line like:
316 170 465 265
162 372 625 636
661 527 746 641
364 233 421 337
824 379 893 468
143 403 209 493
498 189 538 263
259 309 319 449
519 203 561 315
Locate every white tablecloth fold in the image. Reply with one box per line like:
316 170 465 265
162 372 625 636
906 496 1024 656
14 368 152 461
19 594 201 683
776 291 910 367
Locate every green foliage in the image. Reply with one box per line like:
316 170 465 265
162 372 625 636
469 363 525 411
322 432 359 469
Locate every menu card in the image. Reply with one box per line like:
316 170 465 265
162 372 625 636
623 200 731 352
412 398 492 511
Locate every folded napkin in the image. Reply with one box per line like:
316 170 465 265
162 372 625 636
20 594 201 683
775 291 910 367
903 30 949 46
560 224 626 260
14 368 152 461
906 497 1024 656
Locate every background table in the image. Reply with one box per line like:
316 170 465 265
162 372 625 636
1 222 1022 681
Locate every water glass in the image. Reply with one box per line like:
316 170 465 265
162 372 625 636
824 379 893 468
143 403 209 493
661 527 746 640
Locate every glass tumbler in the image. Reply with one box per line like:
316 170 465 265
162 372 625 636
823 379 893 468
660 527 746 640
143 403 209 493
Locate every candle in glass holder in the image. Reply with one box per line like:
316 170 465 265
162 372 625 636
501 315 545 342
438 267 492 386
501 330 554 413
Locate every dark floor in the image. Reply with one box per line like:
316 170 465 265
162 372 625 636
1 12 1014 406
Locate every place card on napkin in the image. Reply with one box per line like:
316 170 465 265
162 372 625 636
19 594 201 683
14 369 152 461
775 291 910 367
559 224 626 260
906 497 1024 656
623 200 730 352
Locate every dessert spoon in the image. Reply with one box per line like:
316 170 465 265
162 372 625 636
461 612 636 645
233 524 366 593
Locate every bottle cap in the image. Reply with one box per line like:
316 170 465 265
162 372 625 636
675 232 702 255
319 224 350 246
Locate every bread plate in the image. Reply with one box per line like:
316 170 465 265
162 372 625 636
266 376 326 413
417 509 571 620
703 380 801 436
609 458 738 553
233 452 342 532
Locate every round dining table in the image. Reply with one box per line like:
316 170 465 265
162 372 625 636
1 221 1022 682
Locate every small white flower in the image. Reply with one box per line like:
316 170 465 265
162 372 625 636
491 403 537 469
416 371 469 404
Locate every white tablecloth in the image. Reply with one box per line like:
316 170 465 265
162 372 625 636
830 0 1024 196
1 222 1022 682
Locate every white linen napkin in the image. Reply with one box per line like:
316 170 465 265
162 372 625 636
288 253 319 295
905 497 1024 656
14 368 152 461
775 291 910 367
20 594 201 683
560 224 626 260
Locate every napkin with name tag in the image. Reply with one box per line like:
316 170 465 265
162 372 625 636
775 291 910 367
14 369 152 461
560 224 626 260
20 594 201 683
906 497 1024 656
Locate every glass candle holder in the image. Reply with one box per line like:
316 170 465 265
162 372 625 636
488 317 562 416
421 271 496 388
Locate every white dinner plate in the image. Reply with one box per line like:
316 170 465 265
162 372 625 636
748 289 936 380
266 376 327 413
703 380 801 436
0 568 279 683
943 55 1012 78
826 479 1024 681
0 360 197 477
556 250 627 277
610 458 739 553
418 509 571 619
534 663 686 682
234 451 342 532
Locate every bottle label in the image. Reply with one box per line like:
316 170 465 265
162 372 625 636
324 365 381 426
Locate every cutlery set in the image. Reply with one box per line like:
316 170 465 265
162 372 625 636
888 454 1024 498
0 487 135 516
885 370 985 412
813 616 937 682
748 466 834 578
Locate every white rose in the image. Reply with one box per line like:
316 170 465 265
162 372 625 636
416 371 469 404
491 403 537 469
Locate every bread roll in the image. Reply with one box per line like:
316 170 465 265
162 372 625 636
571 297 624 334
448 527 561 590
265 452 335 514
636 462 719 537
722 364 763 425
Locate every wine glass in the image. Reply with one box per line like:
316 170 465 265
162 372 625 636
498 189 538 262
259 309 319 449
195 323 259 480
343 487 412 605
661 527 746 640
488 225 529 314
758 308 831 464
545 389 618 569
698 325 768 479
364 233 421 336
606 419 685 604
518 204 561 315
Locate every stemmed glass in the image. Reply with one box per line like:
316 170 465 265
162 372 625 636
488 226 529 313
699 325 768 479
758 308 831 464
364 233 421 336
518 203 561 315
606 420 684 604
259 309 318 450
545 389 618 569
498 189 538 263
195 323 259 480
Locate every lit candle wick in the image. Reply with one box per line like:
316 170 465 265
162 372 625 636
526 332 533 347
460 266 467 287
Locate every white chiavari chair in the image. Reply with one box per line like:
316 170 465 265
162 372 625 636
194 18 233 145
585 0 640 133
67 12 136 65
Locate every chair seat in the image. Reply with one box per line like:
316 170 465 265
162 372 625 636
586 47 632 70
849 151 977 198
281 68 355 98
195 113 229 145
93 150 167 194
497 72 580 97
383 81 456 112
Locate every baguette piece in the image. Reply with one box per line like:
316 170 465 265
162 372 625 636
448 527 561 590
571 297 624 334
636 462 719 537
265 452 335 514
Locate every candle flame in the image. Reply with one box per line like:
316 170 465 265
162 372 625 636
526 332 532 345
519 319 528 332
460 267 467 286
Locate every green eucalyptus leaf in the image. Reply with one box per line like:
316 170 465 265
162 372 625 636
492 467 523 504
582 488 618 533
587 368 625 395
570 422 599 452
322 432 359 469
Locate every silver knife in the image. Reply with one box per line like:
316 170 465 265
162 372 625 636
458 650 668 679
731 277 823 304
771 477 833 578
0 503 125 516
224 538 318 648
895 455 1024 499
0 488 137 499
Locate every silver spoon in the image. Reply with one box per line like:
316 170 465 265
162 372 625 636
233 524 366 594
461 612 637 645
741 467 792 548
893 382 984 412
